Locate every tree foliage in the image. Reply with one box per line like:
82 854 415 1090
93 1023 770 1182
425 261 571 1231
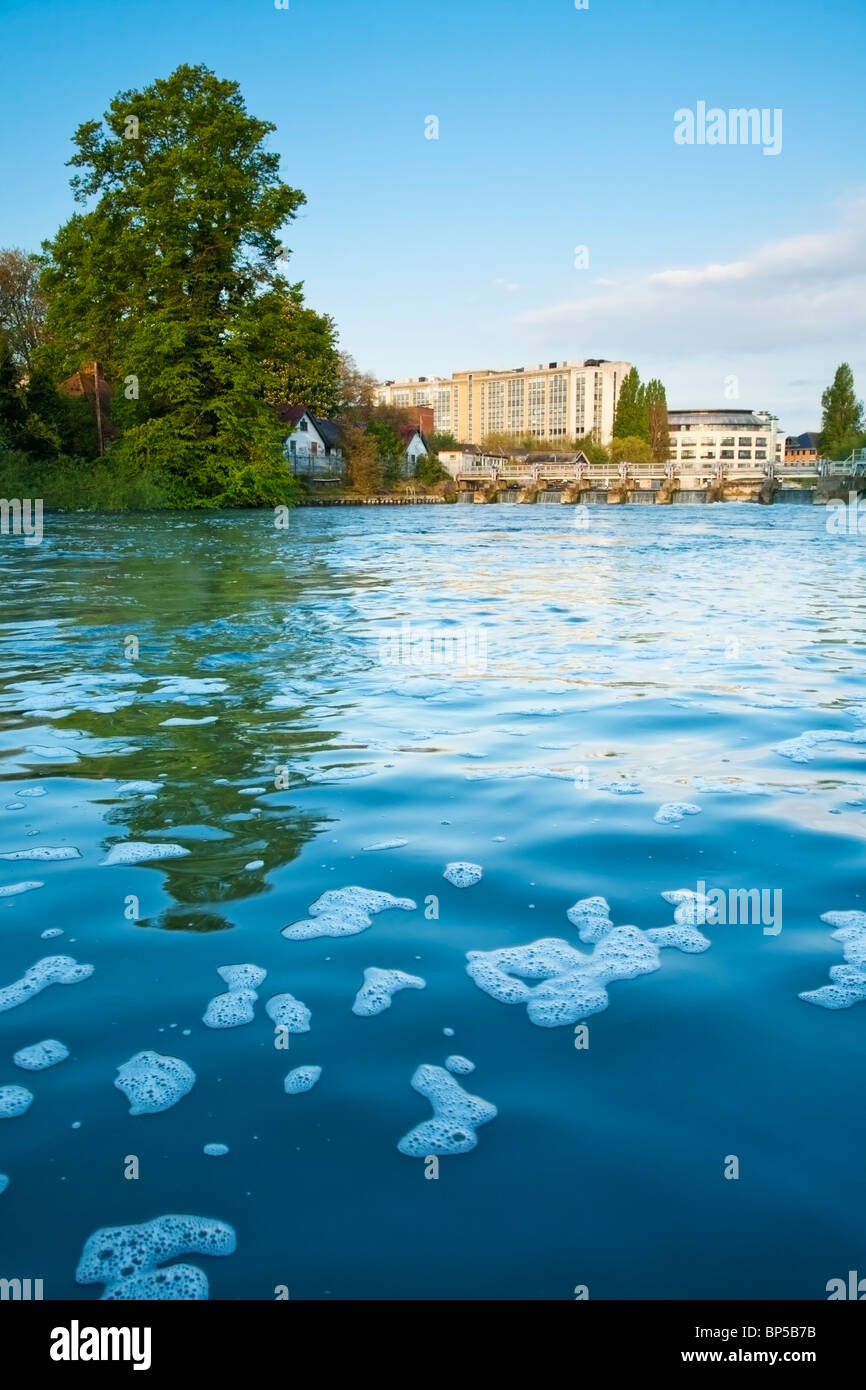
0 249 47 368
40 64 312 506
820 363 864 460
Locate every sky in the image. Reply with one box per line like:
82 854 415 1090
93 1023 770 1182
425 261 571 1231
1 0 865 433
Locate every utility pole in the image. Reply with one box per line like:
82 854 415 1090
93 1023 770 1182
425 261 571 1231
93 360 104 457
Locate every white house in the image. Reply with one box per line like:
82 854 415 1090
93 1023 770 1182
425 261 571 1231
398 426 428 476
437 445 509 479
279 406 344 480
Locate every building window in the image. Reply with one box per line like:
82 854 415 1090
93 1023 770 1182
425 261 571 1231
738 450 751 459
720 450 734 459
755 451 766 460
738 437 753 447
720 437 734 446
299 419 308 432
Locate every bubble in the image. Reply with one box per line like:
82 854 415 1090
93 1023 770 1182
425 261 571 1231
443 862 483 889
0 847 80 861
0 1084 33 1117
75 1214 236 1300
653 802 702 825
13 1038 69 1070
352 968 426 1017
102 842 189 866
203 1143 229 1157
115 1052 196 1115
284 1065 322 1094
397 1065 496 1157
0 955 94 1014
444 1055 475 1075
282 886 416 941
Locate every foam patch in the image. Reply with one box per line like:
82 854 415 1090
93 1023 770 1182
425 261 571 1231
0 881 43 897
265 993 311 1033
466 921 664 1028
0 847 80 861
775 727 866 764
646 925 711 952
799 912 866 1009
115 1052 196 1115
0 956 94 1014
445 1055 475 1075
116 781 163 794
597 781 644 795
363 839 408 851
0 1084 33 1117
202 990 258 1028
397 1064 497 1157
443 862 483 889
75 1214 236 1300
352 967 426 1017
566 896 614 943
0 1174 8 1194
13 1039 69 1070
102 842 189 866
203 1144 229 1157
284 1065 322 1094
653 802 702 825
281 886 416 941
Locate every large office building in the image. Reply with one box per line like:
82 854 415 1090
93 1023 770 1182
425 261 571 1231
376 358 633 445
667 409 784 470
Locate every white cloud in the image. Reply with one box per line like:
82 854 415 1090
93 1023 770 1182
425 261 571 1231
518 197 866 357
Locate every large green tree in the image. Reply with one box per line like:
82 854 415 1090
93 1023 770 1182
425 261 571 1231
643 378 670 461
0 249 46 369
613 367 649 442
819 363 864 460
40 64 311 506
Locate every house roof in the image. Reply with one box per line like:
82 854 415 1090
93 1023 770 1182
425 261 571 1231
785 432 819 448
397 424 427 446
275 405 342 450
668 410 769 428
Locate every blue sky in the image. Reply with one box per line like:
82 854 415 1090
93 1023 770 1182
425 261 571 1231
2 0 865 431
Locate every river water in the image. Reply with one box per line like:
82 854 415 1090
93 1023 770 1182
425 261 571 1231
0 503 864 1299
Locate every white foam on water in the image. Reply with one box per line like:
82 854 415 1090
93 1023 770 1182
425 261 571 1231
284 1065 322 1094
202 964 266 1028
203 1143 229 1157
0 956 94 1013
465 765 574 782
202 990 258 1029
443 1027 454 1036
102 842 190 866
151 678 228 699
443 862 483 889
0 1174 8 1194
307 766 377 784
566 896 614 943
40 928 63 939
115 1051 196 1115
0 881 43 897
116 781 163 794
18 789 45 798
646 925 711 952
0 847 80 861
691 777 771 796
799 912 866 1009
238 787 267 795
5 803 24 810
265 993 311 1032
445 1055 475 1075
0 1084 33 1117
160 716 219 726
218 964 266 991
75 1214 236 1300
467 923 664 1029
13 1039 69 1070
363 839 409 851
352 967 426 1017
397 1064 497 1157
282 886 416 941
244 860 264 870
596 781 644 795
653 802 702 825
775 727 866 764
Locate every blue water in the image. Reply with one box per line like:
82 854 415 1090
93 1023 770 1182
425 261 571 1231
0 504 864 1300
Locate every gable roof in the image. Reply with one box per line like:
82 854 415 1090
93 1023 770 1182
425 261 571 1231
275 404 342 451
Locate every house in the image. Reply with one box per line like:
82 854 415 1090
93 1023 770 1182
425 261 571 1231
398 424 429 476
278 406 344 480
437 444 509 479
784 432 820 466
